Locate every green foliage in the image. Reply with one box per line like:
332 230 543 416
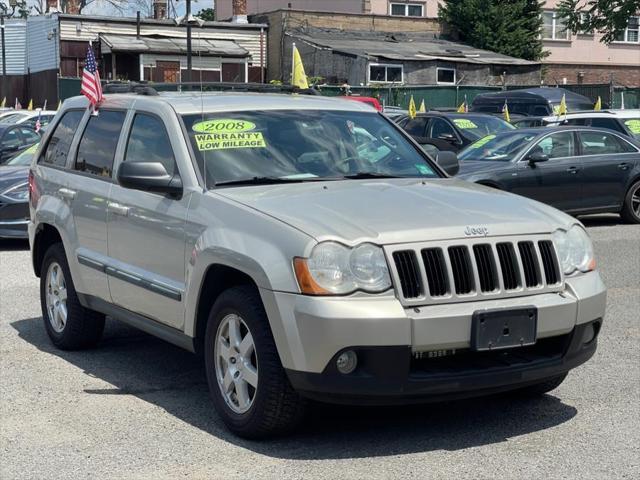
198 8 216 21
557 0 640 44
439 0 547 61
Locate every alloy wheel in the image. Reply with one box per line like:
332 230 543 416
45 261 68 333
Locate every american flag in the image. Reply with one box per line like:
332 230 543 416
81 44 103 107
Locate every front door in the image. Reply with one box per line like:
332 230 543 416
513 131 584 212
107 112 189 329
155 61 180 83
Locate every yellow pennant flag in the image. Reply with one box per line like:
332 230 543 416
418 99 426 113
408 95 417 119
558 94 567 115
27 99 33 110
502 101 511 123
291 44 309 89
594 96 602 111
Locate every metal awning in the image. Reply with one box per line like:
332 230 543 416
100 34 249 57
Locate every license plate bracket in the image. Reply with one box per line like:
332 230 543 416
471 307 537 351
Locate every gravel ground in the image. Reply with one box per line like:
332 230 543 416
1 215 638 479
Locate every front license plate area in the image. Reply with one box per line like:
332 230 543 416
471 307 537 351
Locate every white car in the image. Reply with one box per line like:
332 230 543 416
541 110 640 140
0 110 57 131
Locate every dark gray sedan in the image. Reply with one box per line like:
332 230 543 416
457 127 640 223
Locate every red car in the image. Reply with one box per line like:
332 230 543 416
341 96 383 112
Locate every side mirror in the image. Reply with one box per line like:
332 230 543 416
117 162 182 195
436 150 460 176
527 151 549 165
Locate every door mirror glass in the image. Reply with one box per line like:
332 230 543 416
527 151 549 164
117 161 182 195
436 150 460 176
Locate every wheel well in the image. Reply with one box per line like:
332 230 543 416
194 265 258 355
32 224 63 278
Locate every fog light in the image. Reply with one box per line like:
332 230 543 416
336 350 357 374
581 323 597 345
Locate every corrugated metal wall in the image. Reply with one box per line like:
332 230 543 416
0 19 27 75
26 15 59 73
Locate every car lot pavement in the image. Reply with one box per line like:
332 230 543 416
0 215 638 479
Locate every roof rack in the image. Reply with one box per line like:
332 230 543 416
102 81 321 96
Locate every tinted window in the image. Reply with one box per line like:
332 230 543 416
75 111 125 178
1 128 22 149
579 131 636 155
41 110 84 167
459 131 538 162
429 118 457 139
589 118 625 133
124 114 176 176
533 132 575 159
565 118 588 126
20 127 39 143
402 117 428 137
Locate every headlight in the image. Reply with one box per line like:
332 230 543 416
552 225 595 275
0 182 29 202
294 242 391 295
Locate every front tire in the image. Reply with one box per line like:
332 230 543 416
204 286 306 438
621 180 640 224
40 243 105 350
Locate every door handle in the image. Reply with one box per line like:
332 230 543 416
107 202 130 217
566 167 579 174
58 188 77 200
618 163 629 170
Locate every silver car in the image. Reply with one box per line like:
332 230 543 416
28 92 606 438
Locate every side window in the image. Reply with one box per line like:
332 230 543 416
124 113 176 176
533 132 575 159
1 129 22 149
589 118 625 134
40 110 84 167
20 128 40 144
579 131 636 155
564 118 588 126
402 117 428 137
429 118 456 139
75 111 126 178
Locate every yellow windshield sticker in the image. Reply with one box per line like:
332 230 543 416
624 119 640 134
469 134 495 149
195 132 266 151
25 143 39 154
192 119 257 134
453 119 478 129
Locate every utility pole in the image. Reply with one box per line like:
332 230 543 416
1 0 18 102
185 0 191 83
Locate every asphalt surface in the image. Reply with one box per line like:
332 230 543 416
1 215 638 479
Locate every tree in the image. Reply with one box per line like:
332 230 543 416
557 0 640 44
0 0 29 18
439 0 547 61
198 8 215 21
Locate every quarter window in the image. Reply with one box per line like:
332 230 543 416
614 16 639 43
368 64 403 84
75 111 126 178
390 3 424 17
578 131 636 155
41 110 84 167
542 11 570 40
124 114 176 177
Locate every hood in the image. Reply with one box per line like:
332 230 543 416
214 178 572 244
0 166 28 194
456 160 515 178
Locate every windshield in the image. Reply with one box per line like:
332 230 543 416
452 115 515 141
6 143 38 166
459 132 538 162
623 118 640 140
182 110 440 186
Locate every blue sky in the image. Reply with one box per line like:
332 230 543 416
24 0 212 17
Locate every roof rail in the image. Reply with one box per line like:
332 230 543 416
102 81 321 96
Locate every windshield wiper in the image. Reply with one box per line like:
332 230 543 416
341 172 406 180
215 176 307 187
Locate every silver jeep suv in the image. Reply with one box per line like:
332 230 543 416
29 92 606 438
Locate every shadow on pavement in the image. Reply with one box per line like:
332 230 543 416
0 239 30 251
578 214 625 228
12 316 577 459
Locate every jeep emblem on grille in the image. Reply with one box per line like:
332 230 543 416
464 226 489 237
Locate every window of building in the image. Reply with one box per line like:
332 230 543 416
436 68 456 85
124 113 177 177
75 110 126 178
40 110 84 167
368 63 403 84
389 3 424 17
614 16 639 43
542 11 570 40
577 11 594 35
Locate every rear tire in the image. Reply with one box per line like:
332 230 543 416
515 373 568 396
40 243 105 350
204 285 306 439
621 180 640 224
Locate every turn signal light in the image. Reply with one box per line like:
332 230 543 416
293 258 330 295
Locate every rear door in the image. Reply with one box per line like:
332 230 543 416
512 131 584 212
577 130 638 210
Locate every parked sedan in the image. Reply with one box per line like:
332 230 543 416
0 143 37 238
0 123 40 164
395 112 515 153
457 127 640 223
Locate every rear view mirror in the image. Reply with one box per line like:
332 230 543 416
436 151 460 176
527 152 549 165
117 162 182 195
